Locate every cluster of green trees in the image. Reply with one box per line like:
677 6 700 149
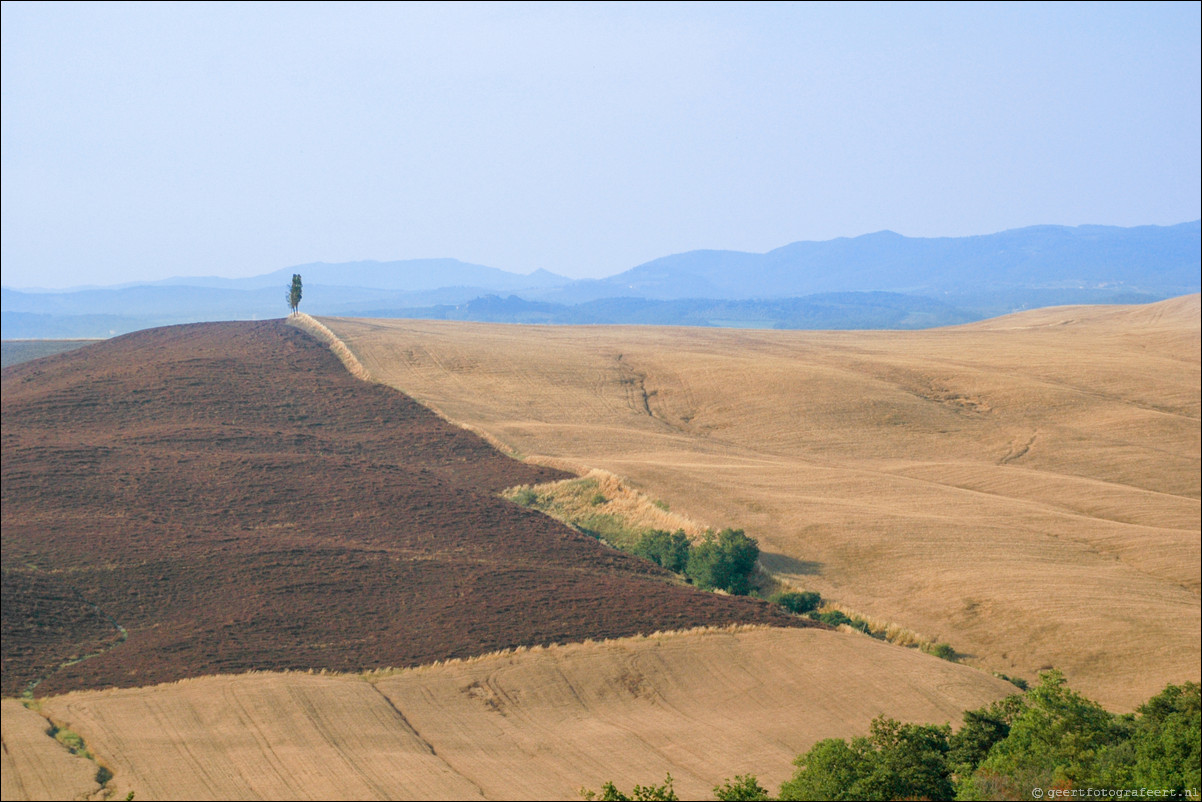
770 591 822 616
584 672 1200 801
632 528 760 595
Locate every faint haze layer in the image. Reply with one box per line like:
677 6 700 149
1 2 1200 288
3 222 1197 338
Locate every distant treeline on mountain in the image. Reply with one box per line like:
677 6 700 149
3 221 1197 338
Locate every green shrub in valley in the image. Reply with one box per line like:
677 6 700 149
808 609 874 635
633 529 692 574
810 609 852 627
52 727 93 759
772 590 822 615
992 672 1030 690
922 641 957 662
685 528 759 595
511 488 539 507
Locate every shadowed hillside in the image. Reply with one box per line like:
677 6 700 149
0 321 804 696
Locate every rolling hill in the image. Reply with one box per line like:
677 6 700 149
325 294 1201 711
0 320 805 698
1 316 1022 801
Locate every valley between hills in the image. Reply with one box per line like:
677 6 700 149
1 296 1197 800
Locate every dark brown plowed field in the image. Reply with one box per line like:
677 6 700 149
1 321 805 696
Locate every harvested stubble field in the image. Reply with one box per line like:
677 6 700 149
1 320 807 698
6 627 1015 802
326 295 1202 711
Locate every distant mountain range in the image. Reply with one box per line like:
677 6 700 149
139 258 572 293
3 221 1198 338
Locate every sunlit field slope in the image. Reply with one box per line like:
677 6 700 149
326 295 1201 710
1 699 100 801
8 627 1015 802
0 321 803 698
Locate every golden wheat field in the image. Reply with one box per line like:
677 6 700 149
1 700 100 801
325 295 1202 711
4 627 1015 801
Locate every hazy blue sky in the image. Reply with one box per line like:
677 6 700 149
2 1 1199 288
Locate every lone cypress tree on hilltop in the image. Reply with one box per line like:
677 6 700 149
287 274 303 315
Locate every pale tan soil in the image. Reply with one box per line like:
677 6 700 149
8 627 1015 801
0 699 100 801
326 295 1201 710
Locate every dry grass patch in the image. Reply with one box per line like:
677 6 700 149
285 312 373 382
503 468 707 549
